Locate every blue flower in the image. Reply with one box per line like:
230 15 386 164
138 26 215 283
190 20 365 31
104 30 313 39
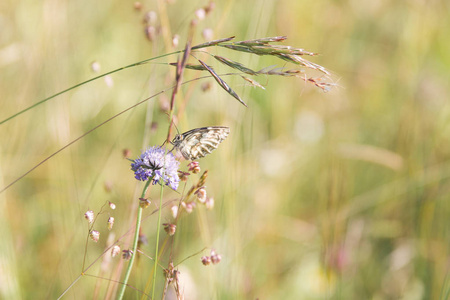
131 146 180 190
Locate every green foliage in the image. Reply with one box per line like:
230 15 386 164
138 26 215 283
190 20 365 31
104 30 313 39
1 0 449 299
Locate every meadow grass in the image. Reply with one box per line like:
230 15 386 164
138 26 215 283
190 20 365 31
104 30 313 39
1 0 449 299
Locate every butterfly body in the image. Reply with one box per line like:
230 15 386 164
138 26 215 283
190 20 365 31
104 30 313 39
171 126 230 160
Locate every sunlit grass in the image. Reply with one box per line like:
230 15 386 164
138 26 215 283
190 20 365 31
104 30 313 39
1 0 449 299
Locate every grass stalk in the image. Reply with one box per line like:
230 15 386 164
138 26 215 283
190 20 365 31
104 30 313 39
152 164 166 299
117 179 152 300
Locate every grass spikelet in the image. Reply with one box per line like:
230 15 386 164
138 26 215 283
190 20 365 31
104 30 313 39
169 62 208 71
257 66 304 77
198 60 248 107
191 36 235 50
277 54 330 75
212 55 258 75
241 76 265 89
235 36 288 45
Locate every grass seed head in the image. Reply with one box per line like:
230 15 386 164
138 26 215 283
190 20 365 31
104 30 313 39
164 223 177 236
111 245 121 258
89 230 100 243
84 210 94 224
122 249 133 260
139 197 151 209
107 217 114 230
201 256 211 266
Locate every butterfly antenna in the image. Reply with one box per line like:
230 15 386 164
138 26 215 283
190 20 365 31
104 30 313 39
173 121 180 135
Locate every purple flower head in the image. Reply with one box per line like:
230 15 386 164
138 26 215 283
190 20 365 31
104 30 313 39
131 146 180 190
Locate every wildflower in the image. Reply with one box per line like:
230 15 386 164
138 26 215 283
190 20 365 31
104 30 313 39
89 230 100 242
84 211 94 224
131 146 180 190
111 245 121 257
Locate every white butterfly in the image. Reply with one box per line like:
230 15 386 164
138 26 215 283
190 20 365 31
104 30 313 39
171 126 230 160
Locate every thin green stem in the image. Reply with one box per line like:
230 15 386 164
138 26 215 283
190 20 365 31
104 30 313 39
152 172 165 299
117 179 152 300
0 37 235 126
0 52 182 126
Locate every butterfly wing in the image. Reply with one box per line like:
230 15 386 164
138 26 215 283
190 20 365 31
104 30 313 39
174 126 230 160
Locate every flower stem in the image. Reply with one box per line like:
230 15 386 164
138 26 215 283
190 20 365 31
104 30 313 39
152 177 165 299
117 179 151 300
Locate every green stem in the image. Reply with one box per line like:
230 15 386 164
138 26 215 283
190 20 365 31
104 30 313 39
152 174 165 299
0 37 234 126
0 52 182 126
117 179 152 300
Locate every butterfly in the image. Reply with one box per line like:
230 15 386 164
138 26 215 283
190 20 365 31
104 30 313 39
171 126 230 160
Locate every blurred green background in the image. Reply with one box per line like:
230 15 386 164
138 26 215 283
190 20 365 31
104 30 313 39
1 0 449 299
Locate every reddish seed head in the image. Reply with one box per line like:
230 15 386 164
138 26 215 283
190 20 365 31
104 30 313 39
188 161 201 174
122 249 133 260
178 170 190 181
195 187 207 203
210 250 222 265
164 223 177 236
201 256 211 266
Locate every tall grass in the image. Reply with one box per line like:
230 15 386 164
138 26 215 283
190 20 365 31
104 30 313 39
1 0 449 299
